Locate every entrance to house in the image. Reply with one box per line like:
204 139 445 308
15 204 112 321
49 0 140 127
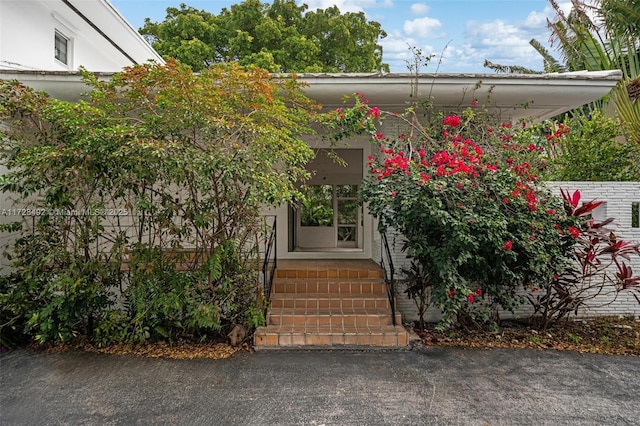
288 149 364 252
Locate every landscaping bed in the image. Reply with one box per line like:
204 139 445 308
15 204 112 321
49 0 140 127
414 316 640 355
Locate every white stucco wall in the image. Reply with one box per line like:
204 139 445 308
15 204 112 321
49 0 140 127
0 0 162 72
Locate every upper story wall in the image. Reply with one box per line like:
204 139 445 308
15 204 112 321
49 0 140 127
0 0 163 72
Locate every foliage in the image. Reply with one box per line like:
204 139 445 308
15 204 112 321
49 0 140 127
541 111 639 181
529 189 640 329
140 0 389 73
485 0 640 147
0 60 317 345
326 93 640 330
299 185 333 226
401 261 432 329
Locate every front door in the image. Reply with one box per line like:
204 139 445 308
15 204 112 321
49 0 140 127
290 149 363 252
296 184 360 250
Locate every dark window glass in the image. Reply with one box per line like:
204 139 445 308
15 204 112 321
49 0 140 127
55 31 68 64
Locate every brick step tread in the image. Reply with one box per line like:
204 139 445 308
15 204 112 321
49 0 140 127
275 270 384 280
271 293 390 301
267 310 401 327
254 325 409 347
272 282 388 295
256 325 406 334
271 301 390 311
269 308 393 316
273 278 385 283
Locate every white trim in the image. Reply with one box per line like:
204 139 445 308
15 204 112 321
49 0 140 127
54 29 73 69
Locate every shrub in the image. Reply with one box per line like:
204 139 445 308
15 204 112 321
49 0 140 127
0 60 316 345
327 94 640 329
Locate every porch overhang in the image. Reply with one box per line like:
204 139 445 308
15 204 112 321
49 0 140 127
294 70 622 121
0 69 622 122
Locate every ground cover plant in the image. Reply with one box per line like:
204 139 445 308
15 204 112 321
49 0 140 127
0 60 318 348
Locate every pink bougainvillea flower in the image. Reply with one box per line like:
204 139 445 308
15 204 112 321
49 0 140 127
447 289 456 298
503 240 513 251
443 115 461 127
475 287 482 296
368 106 380 119
471 99 478 107
467 293 475 303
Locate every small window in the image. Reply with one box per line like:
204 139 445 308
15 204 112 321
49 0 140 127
632 202 639 228
54 31 69 64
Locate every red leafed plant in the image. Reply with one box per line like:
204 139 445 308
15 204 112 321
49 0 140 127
529 189 640 329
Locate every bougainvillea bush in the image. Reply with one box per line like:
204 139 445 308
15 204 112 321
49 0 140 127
326 94 640 329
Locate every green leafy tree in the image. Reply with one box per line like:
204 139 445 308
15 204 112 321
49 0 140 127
140 0 389 73
0 60 318 345
541 111 638 181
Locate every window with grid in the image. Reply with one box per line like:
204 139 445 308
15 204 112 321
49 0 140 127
54 31 68 64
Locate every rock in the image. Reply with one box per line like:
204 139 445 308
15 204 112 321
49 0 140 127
227 324 248 346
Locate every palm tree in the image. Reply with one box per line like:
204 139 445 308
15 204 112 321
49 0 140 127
485 0 639 144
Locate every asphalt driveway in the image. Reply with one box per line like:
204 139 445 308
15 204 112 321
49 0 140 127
1 346 639 425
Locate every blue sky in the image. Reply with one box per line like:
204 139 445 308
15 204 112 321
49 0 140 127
110 0 572 73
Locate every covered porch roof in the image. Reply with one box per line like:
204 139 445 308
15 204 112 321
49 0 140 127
0 69 622 122
296 70 622 121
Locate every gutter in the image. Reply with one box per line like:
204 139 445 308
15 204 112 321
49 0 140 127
61 0 138 65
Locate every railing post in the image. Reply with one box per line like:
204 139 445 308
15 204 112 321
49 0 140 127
260 215 277 301
381 231 397 326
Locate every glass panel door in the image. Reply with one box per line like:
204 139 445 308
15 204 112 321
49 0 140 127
336 185 359 248
295 184 360 250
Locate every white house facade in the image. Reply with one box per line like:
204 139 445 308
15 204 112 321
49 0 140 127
1 1 638 328
0 0 163 72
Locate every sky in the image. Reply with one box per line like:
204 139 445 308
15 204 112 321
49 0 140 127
109 0 574 73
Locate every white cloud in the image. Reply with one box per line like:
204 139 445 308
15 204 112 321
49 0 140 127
459 18 550 72
404 16 443 39
410 3 429 16
301 0 393 13
523 10 548 28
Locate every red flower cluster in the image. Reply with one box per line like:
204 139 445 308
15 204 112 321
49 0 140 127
510 181 539 211
568 226 581 239
443 115 461 127
546 123 570 144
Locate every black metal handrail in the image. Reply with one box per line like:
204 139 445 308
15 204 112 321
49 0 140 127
380 231 397 326
261 215 277 300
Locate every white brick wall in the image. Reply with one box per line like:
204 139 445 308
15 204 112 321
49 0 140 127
381 181 640 323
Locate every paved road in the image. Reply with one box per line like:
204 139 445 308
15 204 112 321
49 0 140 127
1 346 639 425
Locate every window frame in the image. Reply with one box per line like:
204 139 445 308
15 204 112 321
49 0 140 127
54 30 71 67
